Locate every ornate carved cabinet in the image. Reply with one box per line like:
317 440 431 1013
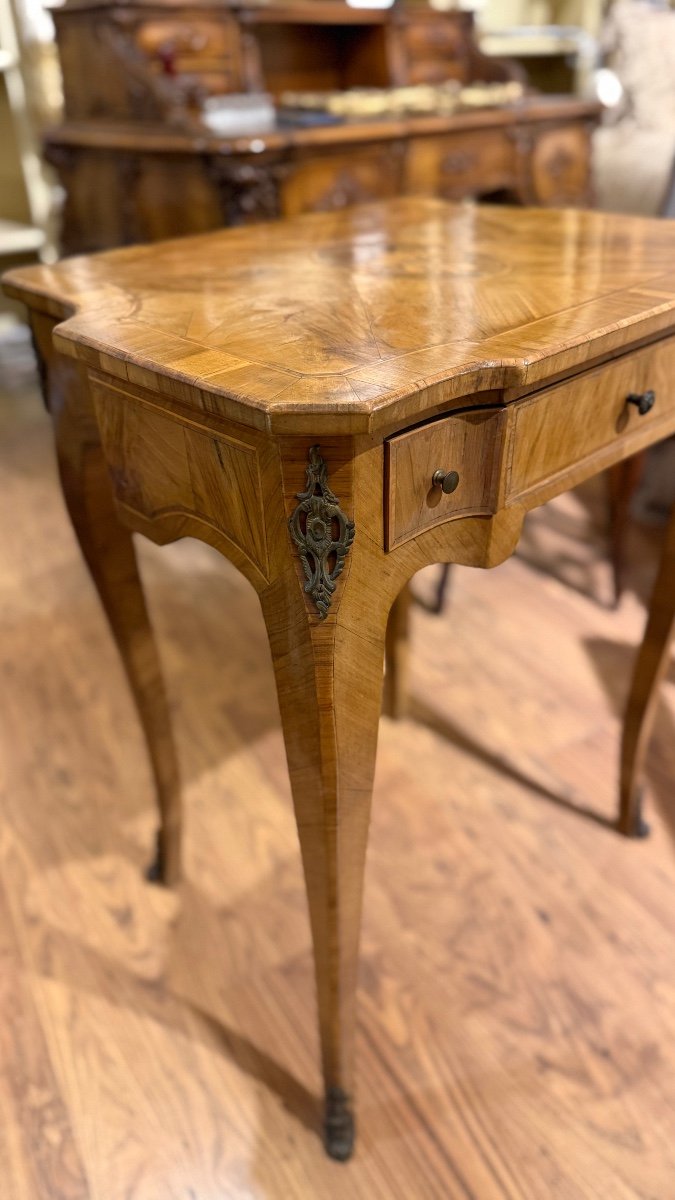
45 0 599 253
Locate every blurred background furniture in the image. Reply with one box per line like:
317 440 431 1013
480 23 597 95
43 0 599 255
592 0 675 599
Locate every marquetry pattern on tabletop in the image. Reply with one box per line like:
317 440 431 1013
16 198 675 436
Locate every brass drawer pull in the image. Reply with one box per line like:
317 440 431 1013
432 468 460 494
627 389 656 416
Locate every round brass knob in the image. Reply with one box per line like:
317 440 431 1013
627 389 656 416
432 468 460 495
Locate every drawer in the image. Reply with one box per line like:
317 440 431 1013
406 131 516 199
385 406 508 550
385 336 675 551
526 125 592 207
281 146 403 217
403 20 464 57
506 336 675 503
136 17 244 94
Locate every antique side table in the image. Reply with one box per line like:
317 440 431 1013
5 199 675 1160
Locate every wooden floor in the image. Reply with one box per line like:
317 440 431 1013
2 321 675 1200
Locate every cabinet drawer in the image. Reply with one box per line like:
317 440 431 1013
506 336 675 503
406 131 515 199
136 17 243 92
281 146 403 217
403 20 464 57
385 406 507 550
526 125 592 207
385 336 675 551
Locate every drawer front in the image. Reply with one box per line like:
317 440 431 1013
58 12 245 122
406 131 516 200
135 17 244 95
506 337 675 503
280 146 403 217
385 407 507 550
391 15 468 87
385 336 675 551
403 20 464 58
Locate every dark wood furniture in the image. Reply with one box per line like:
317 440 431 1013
45 0 598 254
5 198 675 1160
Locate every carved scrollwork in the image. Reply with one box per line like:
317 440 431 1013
544 146 576 182
288 446 355 620
312 169 378 213
205 156 287 225
441 150 478 176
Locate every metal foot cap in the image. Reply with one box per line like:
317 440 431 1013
145 833 165 885
324 1087 355 1161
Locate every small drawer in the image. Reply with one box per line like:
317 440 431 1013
527 125 592 207
406 131 516 199
506 337 675 504
385 406 507 550
384 335 675 552
134 17 245 98
403 20 464 56
281 146 403 218
136 17 239 67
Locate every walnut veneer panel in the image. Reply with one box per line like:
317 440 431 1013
386 406 507 549
44 96 598 255
405 130 516 199
280 143 404 217
506 335 675 504
526 124 593 207
54 6 248 122
91 376 269 580
6 200 675 437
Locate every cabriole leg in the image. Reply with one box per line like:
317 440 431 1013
32 321 182 884
261 554 390 1159
619 503 675 837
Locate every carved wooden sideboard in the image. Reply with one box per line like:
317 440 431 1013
45 0 599 253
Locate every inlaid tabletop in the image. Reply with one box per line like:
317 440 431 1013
6 198 675 433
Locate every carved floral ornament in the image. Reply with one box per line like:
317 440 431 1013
288 446 355 619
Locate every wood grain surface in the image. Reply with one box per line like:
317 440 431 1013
2 329 675 1197
6 199 675 436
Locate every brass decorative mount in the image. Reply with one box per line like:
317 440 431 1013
288 445 355 619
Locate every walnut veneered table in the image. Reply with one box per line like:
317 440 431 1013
5 198 675 1161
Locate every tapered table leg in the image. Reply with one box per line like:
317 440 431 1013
31 318 182 885
383 583 411 719
619 503 675 837
608 454 645 608
260 560 390 1160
